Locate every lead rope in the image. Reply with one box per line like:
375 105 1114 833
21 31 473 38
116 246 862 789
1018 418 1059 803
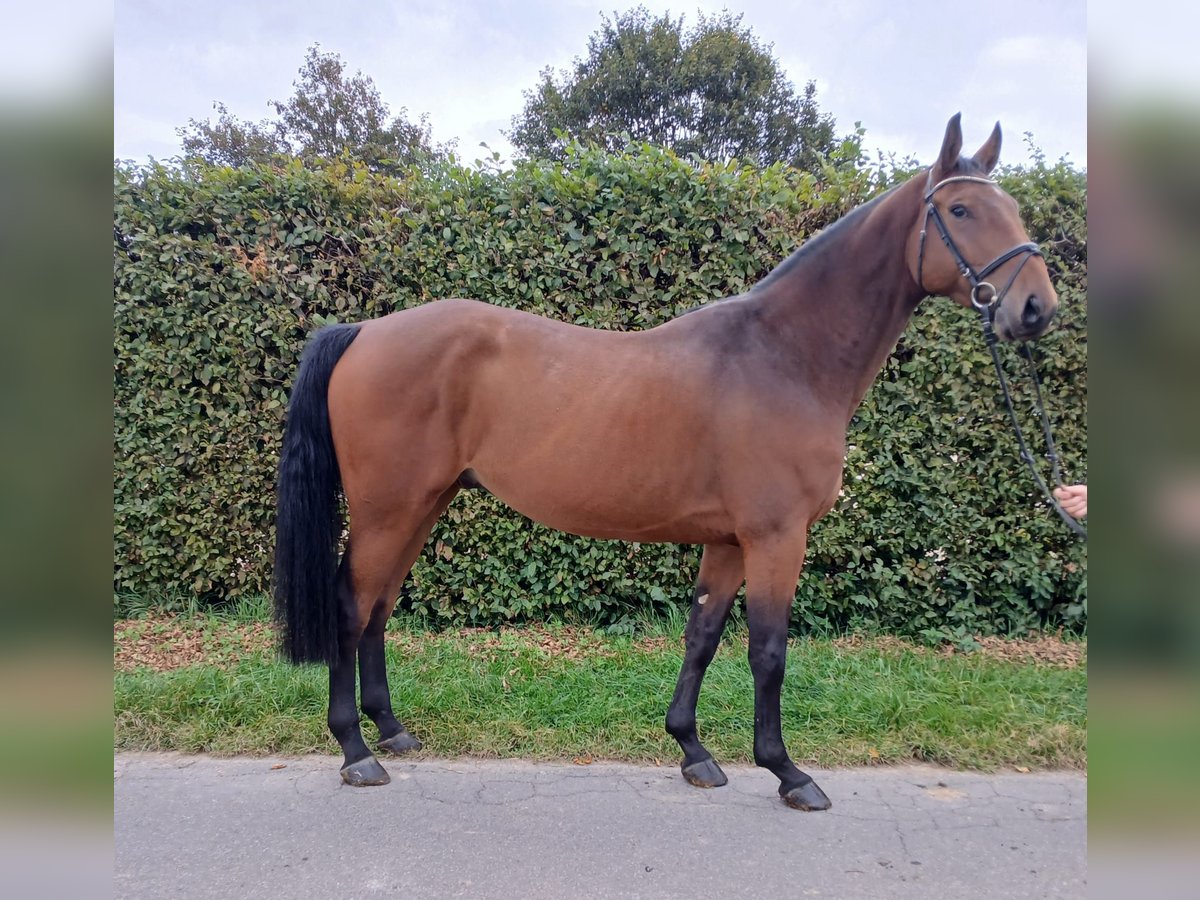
1020 343 1066 487
979 310 1087 539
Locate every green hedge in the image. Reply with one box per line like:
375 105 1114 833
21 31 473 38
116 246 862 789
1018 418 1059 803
113 145 1086 637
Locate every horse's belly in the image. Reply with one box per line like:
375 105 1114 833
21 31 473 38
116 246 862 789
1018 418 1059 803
471 459 734 545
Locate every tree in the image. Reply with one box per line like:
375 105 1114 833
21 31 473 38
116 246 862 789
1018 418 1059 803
507 8 837 171
178 45 450 170
178 102 285 169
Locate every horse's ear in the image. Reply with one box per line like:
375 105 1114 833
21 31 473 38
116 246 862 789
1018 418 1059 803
973 122 1003 174
934 113 963 176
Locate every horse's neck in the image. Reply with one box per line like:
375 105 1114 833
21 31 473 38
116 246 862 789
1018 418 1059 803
749 177 927 419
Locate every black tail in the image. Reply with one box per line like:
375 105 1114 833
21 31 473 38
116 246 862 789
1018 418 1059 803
272 323 361 667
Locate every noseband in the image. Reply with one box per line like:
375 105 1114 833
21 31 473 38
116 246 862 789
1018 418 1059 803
916 174 1043 311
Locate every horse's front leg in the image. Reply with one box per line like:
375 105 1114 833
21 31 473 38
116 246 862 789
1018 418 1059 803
743 530 831 811
666 543 744 788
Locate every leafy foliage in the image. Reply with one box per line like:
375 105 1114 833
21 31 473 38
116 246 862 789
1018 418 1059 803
508 8 838 172
176 102 288 169
177 45 449 171
113 144 1086 636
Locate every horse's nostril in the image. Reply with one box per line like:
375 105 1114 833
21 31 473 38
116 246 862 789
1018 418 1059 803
1022 295 1042 327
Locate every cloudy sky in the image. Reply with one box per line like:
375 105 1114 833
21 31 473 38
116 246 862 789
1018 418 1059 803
115 0 1087 169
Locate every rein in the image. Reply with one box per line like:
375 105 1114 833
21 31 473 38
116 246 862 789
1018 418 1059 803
979 314 1088 539
918 173 1087 540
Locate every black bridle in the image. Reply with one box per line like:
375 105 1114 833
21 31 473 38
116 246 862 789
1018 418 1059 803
917 174 1087 540
916 174 1043 309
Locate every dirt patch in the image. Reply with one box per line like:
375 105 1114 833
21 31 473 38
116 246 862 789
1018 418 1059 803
115 616 1084 673
429 626 682 661
632 635 678 653
438 625 622 663
831 633 1086 668
114 616 274 673
958 635 1086 668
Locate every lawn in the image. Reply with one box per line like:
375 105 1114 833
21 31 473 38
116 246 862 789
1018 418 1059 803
115 599 1085 771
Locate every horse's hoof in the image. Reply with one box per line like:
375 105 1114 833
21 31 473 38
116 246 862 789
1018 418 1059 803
780 779 831 811
682 757 728 788
340 755 390 786
378 730 423 756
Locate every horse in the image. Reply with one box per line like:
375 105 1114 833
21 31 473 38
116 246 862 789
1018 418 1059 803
272 114 1058 810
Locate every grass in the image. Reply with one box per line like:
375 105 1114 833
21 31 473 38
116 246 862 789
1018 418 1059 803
114 606 1086 770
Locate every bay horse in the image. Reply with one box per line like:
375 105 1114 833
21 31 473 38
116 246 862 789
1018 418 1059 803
273 114 1058 809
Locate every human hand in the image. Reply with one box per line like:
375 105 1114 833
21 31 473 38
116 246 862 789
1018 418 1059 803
1053 484 1087 519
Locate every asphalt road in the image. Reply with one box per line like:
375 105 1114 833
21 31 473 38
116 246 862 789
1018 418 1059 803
114 753 1086 899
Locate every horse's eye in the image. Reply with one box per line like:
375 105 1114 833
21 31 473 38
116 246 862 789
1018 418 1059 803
951 204 968 219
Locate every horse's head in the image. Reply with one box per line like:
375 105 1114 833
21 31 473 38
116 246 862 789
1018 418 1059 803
909 114 1058 342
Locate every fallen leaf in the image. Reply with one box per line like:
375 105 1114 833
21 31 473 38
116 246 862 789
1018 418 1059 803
270 764 287 770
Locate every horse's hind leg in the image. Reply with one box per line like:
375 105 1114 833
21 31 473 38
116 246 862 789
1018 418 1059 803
327 551 390 786
330 494 450 787
358 485 459 757
666 543 744 788
358 603 421 756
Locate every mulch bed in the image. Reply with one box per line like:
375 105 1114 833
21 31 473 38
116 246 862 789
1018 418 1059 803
831 632 1085 668
113 617 275 673
115 616 1085 674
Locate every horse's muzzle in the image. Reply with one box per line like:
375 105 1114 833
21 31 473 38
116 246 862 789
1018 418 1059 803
998 293 1056 342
